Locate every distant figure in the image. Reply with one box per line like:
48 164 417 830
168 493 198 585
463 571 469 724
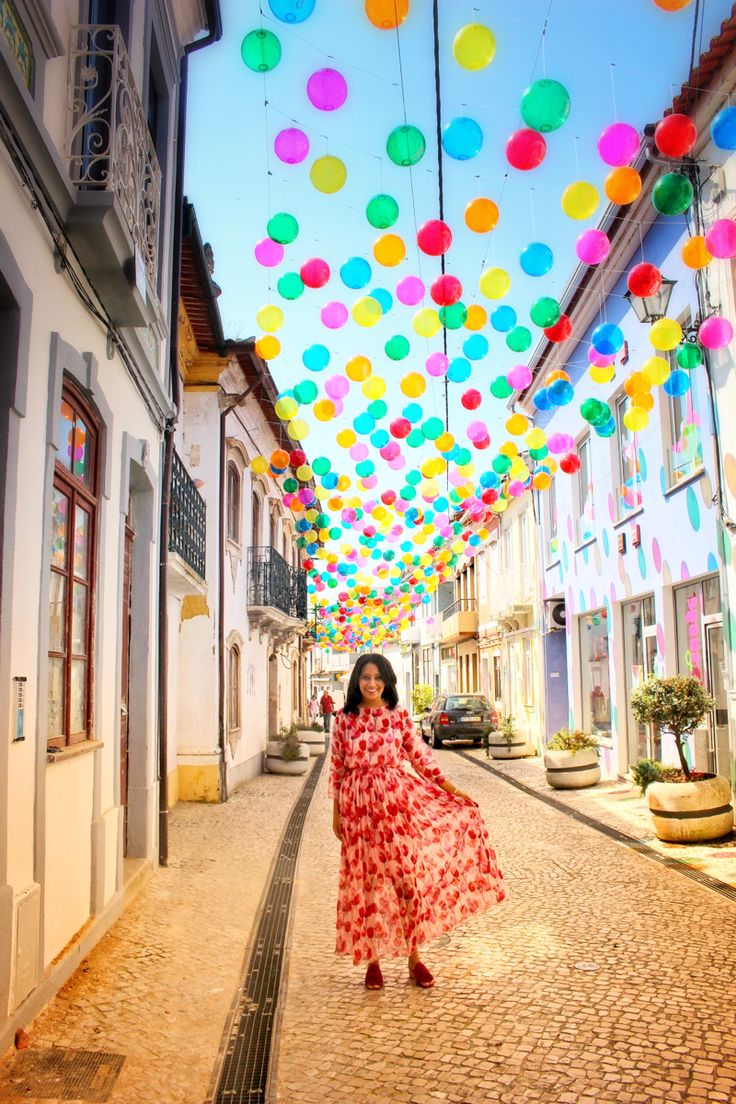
308 691 320 725
320 690 335 733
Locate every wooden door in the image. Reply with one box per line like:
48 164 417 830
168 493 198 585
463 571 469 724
120 519 134 854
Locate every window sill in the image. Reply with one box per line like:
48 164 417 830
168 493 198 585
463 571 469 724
574 537 596 554
545 558 561 570
663 468 705 499
226 537 243 559
613 507 644 531
47 739 104 765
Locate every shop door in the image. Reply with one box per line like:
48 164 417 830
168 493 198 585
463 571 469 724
705 622 730 780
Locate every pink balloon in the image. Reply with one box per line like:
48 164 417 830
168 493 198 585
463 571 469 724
396 275 425 305
467 421 488 443
274 127 309 164
576 228 611 265
349 442 369 461
426 352 449 377
698 316 733 350
321 300 348 328
548 432 575 454
332 398 344 416
325 374 349 400
507 480 526 497
506 364 533 390
704 218 736 259
361 475 378 488
254 238 284 267
307 68 347 111
597 122 639 167
389 455 406 471
588 346 616 366
380 441 400 460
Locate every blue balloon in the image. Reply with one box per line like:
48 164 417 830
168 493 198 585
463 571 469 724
434 496 449 511
711 106 736 150
520 241 554 277
403 402 423 423
369 287 393 313
533 388 553 411
663 369 690 397
340 256 371 289
591 322 624 356
302 343 330 371
353 411 376 435
595 417 617 438
371 429 390 448
547 379 574 405
491 305 517 332
455 447 472 466
479 470 500 489
321 472 339 489
268 0 315 23
463 334 489 360
447 357 471 383
442 116 483 160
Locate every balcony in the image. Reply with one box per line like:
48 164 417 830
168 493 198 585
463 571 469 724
441 598 478 644
168 450 206 591
65 25 161 327
247 546 308 642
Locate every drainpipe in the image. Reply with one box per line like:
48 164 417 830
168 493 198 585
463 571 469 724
158 1 222 865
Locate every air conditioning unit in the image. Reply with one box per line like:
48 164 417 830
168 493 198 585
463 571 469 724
545 600 566 631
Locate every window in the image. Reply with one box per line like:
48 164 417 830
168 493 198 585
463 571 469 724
502 527 511 572
226 461 241 543
623 595 659 764
250 490 262 548
545 476 559 562
579 609 611 739
48 386 99 748
615 394 643 518
2 0 34 91
575 434 595 544
665 365 704 487
493 655 502 701
520 512 528 568
269 510 278 550
227 645 240 730
477 549 487 604
523 637 533 707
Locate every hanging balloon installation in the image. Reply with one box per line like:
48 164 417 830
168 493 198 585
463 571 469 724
452 23 496 69
274 128 309 164
241 29 282 72
519 79 570 132
386 124 426 166
506 129 546 170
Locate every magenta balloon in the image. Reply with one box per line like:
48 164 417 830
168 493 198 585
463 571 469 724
548 432 575 454
307 67 347 111
321 300 348 328
254 237 284 266
507 480 525 497
576 228 611 265
588 346 616 366
274 127 310 164
349 442 369 461
698 316 733 349
426 352 449 377
389 455 406 471
506 363 533 389
396 275 425 305
467 420 488 442
505 128 546 170
325 374 349 400
704 218 736 259
597 122 639 167
380 441 400 460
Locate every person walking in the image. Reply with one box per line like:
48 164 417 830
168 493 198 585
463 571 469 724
329 653 505 991
308 690 320 725
319 689 335 733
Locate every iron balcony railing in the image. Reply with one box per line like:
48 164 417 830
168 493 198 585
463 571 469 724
66 25 162 294
442 597 478 622
248 546 308 621
169 450 206 579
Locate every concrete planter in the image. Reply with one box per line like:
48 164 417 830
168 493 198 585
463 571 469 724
646 774 734 842
265 740 310 775
297 727 326 756
544 748 601 789
487 733 531 759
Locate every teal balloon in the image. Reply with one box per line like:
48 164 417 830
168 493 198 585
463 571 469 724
530 296 561 328
386 125 426 167
447 357 471 382
439 302 467 329
366 193 399 228
293 379 318 403
442 116 483 160
267 211 299 244
463 334 489 360
490 376 513 399
403 402 423 423
367 399 387 419
385 335 410 360
652 172 693 216
277 271 304 299
422 417 444 439
520 241 554 276
520 79 570 132
302 344 329 371
491 305 516 332
506 326 532 352
312 456 331 475
354 412 376 434
406 429 425 448
369 287 393 313
268 0 315 23
241 29 282 72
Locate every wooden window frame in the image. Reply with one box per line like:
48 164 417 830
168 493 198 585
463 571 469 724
227 644 241 731
226 460 241 544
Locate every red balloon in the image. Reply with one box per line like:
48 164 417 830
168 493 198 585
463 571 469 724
472 435 491 450
417 219 452 256
289 448 307 467
461 388 482 410
505 128 547 171
303 558 314 571
299 257 330 288
380 489 397 505
389 417 412 438
430 273 463 306
627 262 663 298
560 452 581 474
544 314 572 342
654 113 697 158
481 488 498 504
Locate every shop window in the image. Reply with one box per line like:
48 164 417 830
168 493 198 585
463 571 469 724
227 644 240 730
226 461 241 543
674 576 725 775
523 637 533 707
575 434 595 544
615 394 643 519
623 595 659 764
665 369 704 488
579 609 611 739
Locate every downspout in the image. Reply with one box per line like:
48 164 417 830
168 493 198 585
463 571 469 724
158 1 222 865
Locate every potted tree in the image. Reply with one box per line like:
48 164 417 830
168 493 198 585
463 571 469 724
411 683 434 732
265 723 310 776
630 675 733 842
485 714 530 759
544 728 600 789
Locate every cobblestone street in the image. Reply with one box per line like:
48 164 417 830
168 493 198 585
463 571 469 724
1 748 735 1104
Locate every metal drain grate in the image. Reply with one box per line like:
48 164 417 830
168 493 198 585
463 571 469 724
0 1047 125 1101
211 753 326 1104
460 751 736 906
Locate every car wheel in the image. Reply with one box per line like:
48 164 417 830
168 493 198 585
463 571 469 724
472 737 483 747
430 729 443 749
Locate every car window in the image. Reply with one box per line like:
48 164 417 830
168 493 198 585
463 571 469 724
431 696 445 710
446 695 490 710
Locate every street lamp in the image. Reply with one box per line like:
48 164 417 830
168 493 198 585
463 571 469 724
624 276 677 324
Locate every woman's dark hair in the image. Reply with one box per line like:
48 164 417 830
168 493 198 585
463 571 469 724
343 653 399 714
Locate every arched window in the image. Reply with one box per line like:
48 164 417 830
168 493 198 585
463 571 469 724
251 490 262 549
269 510 278 550
227 644 241 730
48 383 99 748
226 461 241 543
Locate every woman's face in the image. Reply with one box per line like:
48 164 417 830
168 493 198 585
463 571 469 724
358 662 384 705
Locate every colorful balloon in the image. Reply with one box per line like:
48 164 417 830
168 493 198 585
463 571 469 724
269 0 315 22
561 181 600 220
491 305 516 332
650 317 683 351
300 257 330 288
256 335 280 359
681 235 712 269
520 79 570 132
396 275 425 305
479 266 510 299
303 344 330 371
676 342 703 370
417 219 452 256
274 127 309 164
321 301 348 329
698 316 733 350
442 116 483 160
597 122 639 166
652 172 693 216
255 237 283 266
653 0 692 9
452 23 495 69
386 125 426 166
277 271 304 299
369 287 393 314
352 296 382 326
605 166 642 205
267 211 299 244
711 105 736 150
627 262 662 298
506 128 546 170
340 256 372 289
576 228 611 265
413 307 441 337
530 296 561 328
310 155 347 193
705 219 736 259
655 113 697 158
520 242 553 276
506 326 532 352
430 274 462 306
465 196 499 232
591 322 624 355
544 315 572 343
426 352 448 377
307 68 347 111
366 193 399 228
241 29 281 72
507 364 532 390
365 0 409 29
256 304 284 331
465 305 487 330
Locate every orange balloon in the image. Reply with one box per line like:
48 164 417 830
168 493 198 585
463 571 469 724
653 0 692 10
633 391 655 412
604 166 642 206
624 372 650 397
365 0 409 29
373 232 406 266
681 235 712 270
464 304 488 330
546 368 570 385
465 196 499 233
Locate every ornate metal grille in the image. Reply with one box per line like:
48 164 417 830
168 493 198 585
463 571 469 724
66 25 162 293
248 547 308 620
169 451 206 579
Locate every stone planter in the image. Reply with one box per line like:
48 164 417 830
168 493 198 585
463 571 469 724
487 733 530 759
264 739 309 776
646 774 734 842
544 748 601 789
297 727 326 756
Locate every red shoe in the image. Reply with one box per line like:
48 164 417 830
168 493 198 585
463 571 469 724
409 961 434 989
365 962 383 990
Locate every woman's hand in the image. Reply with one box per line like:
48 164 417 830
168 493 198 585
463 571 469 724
332 808 342 841
452 788 477 805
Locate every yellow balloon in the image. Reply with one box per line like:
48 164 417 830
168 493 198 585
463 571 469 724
296 463 312 480
286 417 309 440
256 304 284 332
457 462 475 477
346 355 372 381
251 456 268 474
400 371 426 398
642 355 671 386
525 428 547 450
649 316 683 351
373 233 406 266
413 307 441 337
362 375 386 400
589 364 616 385
309 154 347 194
510 458 530 479
352 296 382 327
533 471 552 490
506 413 529 435
337 428 356 447
274 395 298 420
452 22 496 70
492 498 508 513
420 459 436 477
255 335 280 360
337 474 351 490
421 479 440 499
479 266 511 299
434 431 455 452
561 181 600 220
623 407 649 432
313 399 336 422
499 441 519 458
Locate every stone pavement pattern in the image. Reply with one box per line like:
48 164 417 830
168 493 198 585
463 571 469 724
275 748 736 1104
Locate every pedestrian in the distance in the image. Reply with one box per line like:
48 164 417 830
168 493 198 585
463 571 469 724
319 689 335 733
308 690 320 725
329 653 505 991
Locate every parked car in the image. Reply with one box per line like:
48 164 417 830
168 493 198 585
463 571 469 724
419 694 499 748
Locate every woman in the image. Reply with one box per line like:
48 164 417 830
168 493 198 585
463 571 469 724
329 653 504 990
308 691 320 725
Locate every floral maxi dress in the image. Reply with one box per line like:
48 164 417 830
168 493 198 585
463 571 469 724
329 705 505 965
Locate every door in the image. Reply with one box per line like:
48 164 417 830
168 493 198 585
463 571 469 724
705 623 730 780
120 519 134 854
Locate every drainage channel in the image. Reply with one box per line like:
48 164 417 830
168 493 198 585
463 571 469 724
458 750 736 906
210 753 326 1104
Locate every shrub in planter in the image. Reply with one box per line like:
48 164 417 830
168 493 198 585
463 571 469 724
485 713 530 759
266 723 309 775
544 728 600 789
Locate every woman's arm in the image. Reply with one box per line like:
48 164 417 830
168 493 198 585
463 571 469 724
332 799 341 840
399 710 476 803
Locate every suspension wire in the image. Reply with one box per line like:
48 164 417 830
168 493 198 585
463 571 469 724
431 0 449 437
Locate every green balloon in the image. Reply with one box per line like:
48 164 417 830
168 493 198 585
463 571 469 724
506 326 532 352
580 397 610 426
406 429 425 448
421 416 444 440
367 399 387 419
652 172 693 216
267 211 299 244
241 29 282 72
530 296 561 328
328 527 341 541
439 302 467 329
386 125 426 167
312 456 331 475
529 445 549 460
293 380 318 404
455 447 471 466
385 334 410 360
676 341 703 369
400 484 417 499
283 477 298 492
366 193 399 229
520 79 570 133
277 271 304 300
406 469 422 485
490 375 513 399
492 455 512 475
